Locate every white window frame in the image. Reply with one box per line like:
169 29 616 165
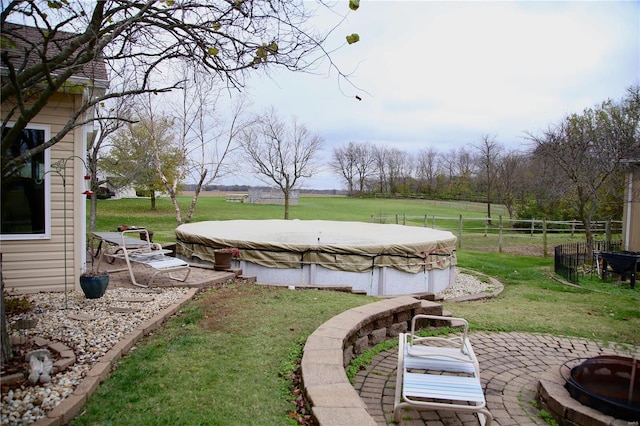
0 123 51 241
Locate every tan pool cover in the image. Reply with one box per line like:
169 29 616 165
175 220 457 274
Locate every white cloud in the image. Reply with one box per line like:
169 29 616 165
225 0 640 189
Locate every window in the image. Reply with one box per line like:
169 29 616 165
1 124 50 239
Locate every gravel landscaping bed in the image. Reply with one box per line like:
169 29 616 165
437 270 498 300
2 287 191 425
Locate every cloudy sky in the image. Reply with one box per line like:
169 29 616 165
229 1 639 190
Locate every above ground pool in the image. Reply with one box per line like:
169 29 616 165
175 220 457 296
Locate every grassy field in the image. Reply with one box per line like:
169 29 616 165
72 195 639 425
89 194 503 235
88 195 590 256
451 251 639 348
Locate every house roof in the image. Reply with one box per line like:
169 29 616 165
1 22 108 86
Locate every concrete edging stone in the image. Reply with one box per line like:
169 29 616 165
302 296 444 426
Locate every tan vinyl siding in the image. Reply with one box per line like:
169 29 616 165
623 166 640 252
1 92 86 294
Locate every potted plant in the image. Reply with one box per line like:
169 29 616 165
213 247 240 271
79 258 109 299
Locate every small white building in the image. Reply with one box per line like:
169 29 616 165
247 187 299 205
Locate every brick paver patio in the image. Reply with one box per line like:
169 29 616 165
354 331 639 425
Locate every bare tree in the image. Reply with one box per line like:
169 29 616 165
353 142 377 195
439 147 474 197
473 135 502 222
456 147 475 179
455 147 476 197
439 148 456 197
386 148 413 194
240 107 323 219
494 149 525 219
330 143 357 196
1 1 360 178
373 145 389 193
415 147 439 194
159 64 249 225
330 141 377 196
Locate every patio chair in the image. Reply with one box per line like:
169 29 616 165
108 229 191 287
393 314 493 425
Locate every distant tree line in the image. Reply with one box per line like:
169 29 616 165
182 184 345 196
330 86 639 245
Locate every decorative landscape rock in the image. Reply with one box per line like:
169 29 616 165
25 349 53 384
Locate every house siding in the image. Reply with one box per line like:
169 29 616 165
1 92 86 294
622 166 640 252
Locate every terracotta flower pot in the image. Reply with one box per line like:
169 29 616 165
214 251 233 271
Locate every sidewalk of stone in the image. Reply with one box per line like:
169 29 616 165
354 331 640 425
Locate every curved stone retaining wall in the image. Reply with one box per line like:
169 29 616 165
301 296 444 425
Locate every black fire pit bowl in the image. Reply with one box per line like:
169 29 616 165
562 355 640 421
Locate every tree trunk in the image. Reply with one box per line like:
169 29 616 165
1 253 13 368
88 160 99 232
486 185 492 225
170 191 182 225
185 170 207 224
583 218 594 248
156 164 183 225
284 190 290 220
89 191 98 232
151 190 157 210
159 174 182 225
358 177 365 195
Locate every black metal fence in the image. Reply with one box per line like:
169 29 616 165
554 241 622 283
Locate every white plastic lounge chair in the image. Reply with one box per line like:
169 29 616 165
393 314 493 425
405 314 480 374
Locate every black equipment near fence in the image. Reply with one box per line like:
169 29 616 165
554 241 621 284
600 251 640 290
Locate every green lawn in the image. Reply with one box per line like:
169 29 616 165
72 195 639 425
88 195 590 253
89 194 499 238
72 283 376 425
450 251 639 348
